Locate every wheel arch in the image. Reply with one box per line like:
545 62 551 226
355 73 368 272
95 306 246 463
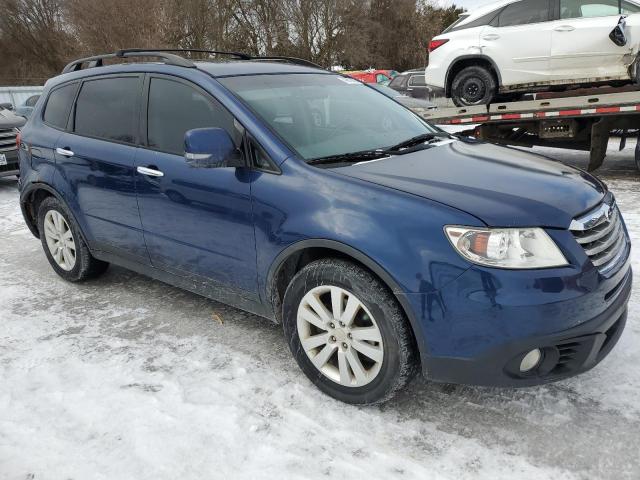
20 183 90 247
445 55 501 98
266 239 427 366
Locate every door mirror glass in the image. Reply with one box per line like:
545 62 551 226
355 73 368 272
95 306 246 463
184 127 244 168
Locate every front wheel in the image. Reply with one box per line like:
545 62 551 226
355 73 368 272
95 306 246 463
282 259 418 404
451 65 496 106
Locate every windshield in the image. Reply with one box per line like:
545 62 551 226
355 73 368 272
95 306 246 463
219 73 436 161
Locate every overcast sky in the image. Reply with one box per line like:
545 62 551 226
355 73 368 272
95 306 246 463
440 0 496 11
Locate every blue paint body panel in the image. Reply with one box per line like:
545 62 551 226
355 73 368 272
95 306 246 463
17 60 632 386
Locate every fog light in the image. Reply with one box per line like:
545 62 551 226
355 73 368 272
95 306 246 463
519 348 542 372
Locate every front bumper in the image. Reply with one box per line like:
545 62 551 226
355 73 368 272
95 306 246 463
403 256 632 387
0 148 19 177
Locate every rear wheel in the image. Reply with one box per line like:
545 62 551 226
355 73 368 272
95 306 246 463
451 65 496 106
37 196 109 282
282 258 418 404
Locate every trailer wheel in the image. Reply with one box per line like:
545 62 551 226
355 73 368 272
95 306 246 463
451 66 496 107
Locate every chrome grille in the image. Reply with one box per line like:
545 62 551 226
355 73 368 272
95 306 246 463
0 128 18 153
570 200 628 274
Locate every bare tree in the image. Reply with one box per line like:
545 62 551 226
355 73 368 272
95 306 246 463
0 0 464 85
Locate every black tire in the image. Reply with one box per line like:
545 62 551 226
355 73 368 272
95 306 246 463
37 196 109 282
451 65 496 107
282 258 418 404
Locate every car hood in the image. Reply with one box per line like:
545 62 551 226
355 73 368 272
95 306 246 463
0 108 26 129
335 139 605 228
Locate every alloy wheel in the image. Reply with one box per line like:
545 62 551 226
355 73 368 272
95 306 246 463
43 210 76 271
297 285 384 387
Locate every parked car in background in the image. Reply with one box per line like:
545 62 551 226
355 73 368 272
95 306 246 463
0 106 25 177
344 69 393 84
19 49 631 405
426 0 640 106
368 83 437 110
389 69 433 98
15 95 40 119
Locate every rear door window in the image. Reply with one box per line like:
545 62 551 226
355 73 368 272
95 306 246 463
498 0 550 26
73 76 140 144
43 83 78 130
146 77 238 155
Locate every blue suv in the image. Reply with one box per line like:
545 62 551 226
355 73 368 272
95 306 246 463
18 50 632 404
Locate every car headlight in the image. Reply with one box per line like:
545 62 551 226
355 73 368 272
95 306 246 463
444 226 568 269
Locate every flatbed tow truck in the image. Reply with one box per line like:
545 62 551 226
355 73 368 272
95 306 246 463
421 86 640 172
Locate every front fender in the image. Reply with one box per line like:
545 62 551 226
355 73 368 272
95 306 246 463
254 158 480 300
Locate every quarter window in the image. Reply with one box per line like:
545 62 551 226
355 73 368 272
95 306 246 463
43 83 77 130
408 75 427 87
147 77 237 155
498 0 549 26
74 77 139 144
389 75 408 89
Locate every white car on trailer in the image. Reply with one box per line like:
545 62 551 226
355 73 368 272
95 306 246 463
426 0 640 105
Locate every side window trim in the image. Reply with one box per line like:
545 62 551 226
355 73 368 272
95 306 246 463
41 81 80 132
70 73 144 146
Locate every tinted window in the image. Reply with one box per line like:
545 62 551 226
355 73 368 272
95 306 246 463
43 83 77 129
389 75 408 89
147 77 238 155
498 0 549 26
446 9 501 32
25 95 40 107
74 77 139 143
560 0 628 17
408 75 427 87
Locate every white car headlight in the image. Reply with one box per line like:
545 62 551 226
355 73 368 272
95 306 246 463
444 226 568 269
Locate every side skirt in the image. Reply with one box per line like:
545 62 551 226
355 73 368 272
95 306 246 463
92 249 275 322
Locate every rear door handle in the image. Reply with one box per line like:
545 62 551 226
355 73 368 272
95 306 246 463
554 25 575 32
481 34 500 40
55 147 74 157
137 166 164 177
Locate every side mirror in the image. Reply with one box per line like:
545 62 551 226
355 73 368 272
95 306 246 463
0 102 14 111
184 127 244 168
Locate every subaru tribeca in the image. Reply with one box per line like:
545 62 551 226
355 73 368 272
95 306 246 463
18 50 631 404
426 0 640 106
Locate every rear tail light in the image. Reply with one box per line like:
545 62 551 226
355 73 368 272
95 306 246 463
428 38 449 52
16 131 21 149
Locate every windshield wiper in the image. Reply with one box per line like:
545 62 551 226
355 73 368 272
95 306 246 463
385 131 451 152
306 149 389 166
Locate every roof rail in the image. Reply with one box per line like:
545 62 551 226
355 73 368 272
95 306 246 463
250 56 323 69
115 48 252 60
61 49 325 74
62 50 195 73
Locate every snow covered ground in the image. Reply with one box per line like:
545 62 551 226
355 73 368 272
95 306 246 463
1 143 639 480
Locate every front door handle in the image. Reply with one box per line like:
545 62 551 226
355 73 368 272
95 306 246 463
55 147 74 157
137 166 164 177
481 33 500 40
554 25 575 32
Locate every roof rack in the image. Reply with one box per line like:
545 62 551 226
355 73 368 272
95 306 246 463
62 50 196 73
61 48 324 74
115 48 252 60
250 56 323 69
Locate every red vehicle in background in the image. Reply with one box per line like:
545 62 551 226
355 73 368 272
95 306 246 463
344 69 394 84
